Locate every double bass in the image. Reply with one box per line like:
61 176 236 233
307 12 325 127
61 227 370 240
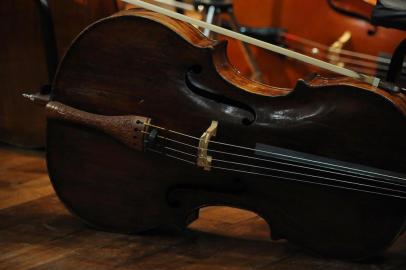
0 0 117 147
29 1 406 260
226 0 406 87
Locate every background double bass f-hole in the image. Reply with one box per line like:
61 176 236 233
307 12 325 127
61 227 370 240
44 7 406 260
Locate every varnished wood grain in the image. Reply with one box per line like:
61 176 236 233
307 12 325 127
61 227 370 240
0 144 405 269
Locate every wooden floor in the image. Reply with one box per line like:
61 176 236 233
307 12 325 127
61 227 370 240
1 144 405 270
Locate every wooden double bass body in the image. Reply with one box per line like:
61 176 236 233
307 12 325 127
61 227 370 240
46 9 406 260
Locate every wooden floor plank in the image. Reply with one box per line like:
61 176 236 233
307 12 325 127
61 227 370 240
112 231 295 270
190 207 271 241
0 176 54 210
0 145 51 209
28 230 190 270
0 195 85 263
0 230 125 270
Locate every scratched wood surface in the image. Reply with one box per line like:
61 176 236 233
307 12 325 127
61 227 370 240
0 144 405 270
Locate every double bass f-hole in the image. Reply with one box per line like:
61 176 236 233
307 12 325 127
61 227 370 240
185 65 256 125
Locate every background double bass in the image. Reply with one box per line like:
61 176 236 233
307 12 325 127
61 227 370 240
0 0 117 148
225 0 406 87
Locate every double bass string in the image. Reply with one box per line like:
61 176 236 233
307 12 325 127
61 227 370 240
142 123 406 185
161 136 406 194
284 33 403 65
138 126 406 199
144 144 406 200
283 33 383 63
283 34 406 78
162 135 406 189
209 164 406 200
211 157 405 194
159 148 406 199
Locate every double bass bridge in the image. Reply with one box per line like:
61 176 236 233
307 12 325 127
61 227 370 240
197 120 218 171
